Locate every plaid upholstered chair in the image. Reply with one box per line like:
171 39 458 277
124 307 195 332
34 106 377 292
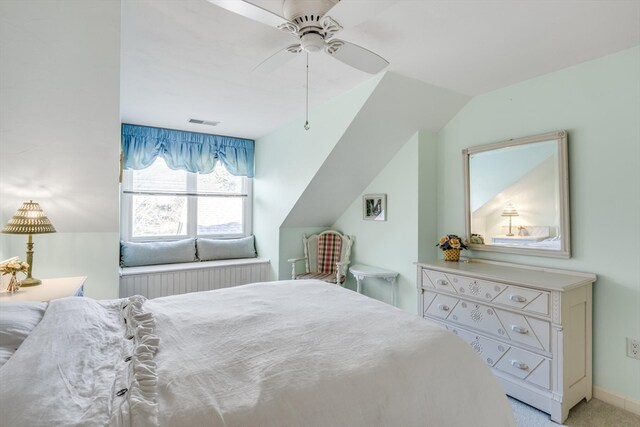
288 230 354 285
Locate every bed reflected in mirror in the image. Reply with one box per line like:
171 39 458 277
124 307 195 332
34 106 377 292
463 130 570 258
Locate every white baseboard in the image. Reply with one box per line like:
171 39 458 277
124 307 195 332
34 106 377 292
593 385 640 416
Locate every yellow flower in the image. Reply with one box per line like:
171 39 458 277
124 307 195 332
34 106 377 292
449 239 461 249
439 236 448 245
21 262 29 269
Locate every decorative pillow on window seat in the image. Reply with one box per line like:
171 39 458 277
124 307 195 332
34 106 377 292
197 236 256 261
120 239 197 267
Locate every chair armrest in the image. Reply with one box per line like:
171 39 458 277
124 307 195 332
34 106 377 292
288 257 307 280
336 261 350 273
335 262 350 285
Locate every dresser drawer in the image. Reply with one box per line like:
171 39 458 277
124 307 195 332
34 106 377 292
495 308 550 352
449 299 503 336
423 269 551 316
445 272 550 316
448 299 551 352
493 285 550 316
447 274 506 302
448 326 550 391
422 291 459 320
494 347 551 390
422 269 458 294
450 327 509 367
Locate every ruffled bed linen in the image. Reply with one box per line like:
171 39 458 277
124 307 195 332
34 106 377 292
0 296 158 427
0 280 514 427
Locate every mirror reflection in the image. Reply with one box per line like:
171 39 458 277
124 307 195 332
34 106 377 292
464 131 570 258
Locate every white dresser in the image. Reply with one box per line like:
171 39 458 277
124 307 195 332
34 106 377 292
416 259 596 423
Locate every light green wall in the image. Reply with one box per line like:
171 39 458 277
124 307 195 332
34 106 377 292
254 76 382 279
418 131 439 263
332 133 421 312
0 0 121 298
327 129 439 314
3 233 119 299
437 46 640 400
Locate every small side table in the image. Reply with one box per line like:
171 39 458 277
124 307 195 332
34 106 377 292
349 264 399 306
0 276 86 302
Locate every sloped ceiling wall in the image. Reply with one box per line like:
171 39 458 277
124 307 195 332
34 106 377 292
253 74 382 279
0 0 121 233
282 72 469 228
0 0 121 298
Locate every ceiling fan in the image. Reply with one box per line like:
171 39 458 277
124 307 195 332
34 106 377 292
207 0 390 74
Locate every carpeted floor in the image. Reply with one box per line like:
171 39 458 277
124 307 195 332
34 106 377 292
510 397 640 426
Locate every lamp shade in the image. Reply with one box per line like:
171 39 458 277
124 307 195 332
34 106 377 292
1 201 56 234
501 203 519 217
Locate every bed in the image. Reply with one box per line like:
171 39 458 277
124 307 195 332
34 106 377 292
0 280 515 426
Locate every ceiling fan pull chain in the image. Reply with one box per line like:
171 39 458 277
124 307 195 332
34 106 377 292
304 52 310 131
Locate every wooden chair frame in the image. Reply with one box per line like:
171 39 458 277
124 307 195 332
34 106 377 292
287 230 354 285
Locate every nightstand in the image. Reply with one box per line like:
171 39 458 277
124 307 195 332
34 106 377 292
0 276 86 302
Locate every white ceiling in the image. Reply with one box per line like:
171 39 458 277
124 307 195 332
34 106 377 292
121 0 640 140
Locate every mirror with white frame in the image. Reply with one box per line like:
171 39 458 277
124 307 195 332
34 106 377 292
463 130 570 258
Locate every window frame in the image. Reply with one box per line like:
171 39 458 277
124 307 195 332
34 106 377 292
120 163 252 242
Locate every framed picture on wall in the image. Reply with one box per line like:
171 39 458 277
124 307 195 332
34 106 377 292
363 194 387 221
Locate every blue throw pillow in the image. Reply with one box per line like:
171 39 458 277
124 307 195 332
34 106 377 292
197 236 256 261
120 239 197 267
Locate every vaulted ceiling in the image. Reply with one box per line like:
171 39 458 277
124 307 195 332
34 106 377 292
121 0 640 140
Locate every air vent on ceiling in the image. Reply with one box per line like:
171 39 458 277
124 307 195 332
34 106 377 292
189 118 220 126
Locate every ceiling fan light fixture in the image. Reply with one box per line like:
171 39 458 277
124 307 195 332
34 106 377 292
300 32 324 53
209 0 388 74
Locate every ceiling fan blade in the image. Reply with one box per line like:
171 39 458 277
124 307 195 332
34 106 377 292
253 45 301 73
326 40 388 74
207 0 293 30
324 0 398 28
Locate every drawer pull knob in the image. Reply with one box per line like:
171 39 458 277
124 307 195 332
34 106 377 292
510 360 529 370
511 325 529 334
436 279 448 286
509 294 527 303
438 304 450 311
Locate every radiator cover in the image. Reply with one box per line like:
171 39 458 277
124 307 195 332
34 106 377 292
119 258 271 298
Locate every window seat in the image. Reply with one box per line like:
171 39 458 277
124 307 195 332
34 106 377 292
120 257 270 276
119 258 271 299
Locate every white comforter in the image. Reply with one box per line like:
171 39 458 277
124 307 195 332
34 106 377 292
0 280 514 427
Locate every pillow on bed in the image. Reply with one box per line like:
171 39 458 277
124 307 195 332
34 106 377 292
0 301 47 368
197 235 257 261
120 238 197 267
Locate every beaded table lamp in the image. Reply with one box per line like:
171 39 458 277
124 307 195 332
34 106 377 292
1 200 56 286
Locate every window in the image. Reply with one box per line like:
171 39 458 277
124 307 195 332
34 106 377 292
121 158 251 241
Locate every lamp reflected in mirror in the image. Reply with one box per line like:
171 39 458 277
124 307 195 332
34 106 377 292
501 203 519 236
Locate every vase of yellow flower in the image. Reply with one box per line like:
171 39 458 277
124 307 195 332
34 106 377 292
1 259 29 293
436 235 468 262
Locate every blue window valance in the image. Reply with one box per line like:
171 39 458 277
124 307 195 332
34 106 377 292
121 124 255 178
